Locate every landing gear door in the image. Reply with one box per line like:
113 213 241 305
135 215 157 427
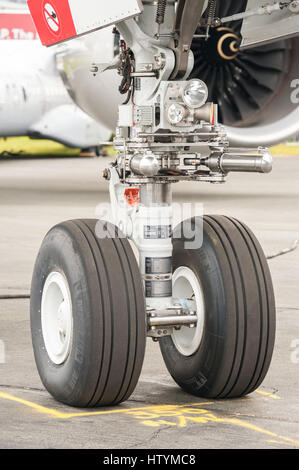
27 0 144 46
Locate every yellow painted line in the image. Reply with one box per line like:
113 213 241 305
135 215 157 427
183 410 299 447
0 391 212 419
255 390 280 400
267 439 297 447
0 392 69 419
1 391 298 447
227 418 299 447
64 403 214 419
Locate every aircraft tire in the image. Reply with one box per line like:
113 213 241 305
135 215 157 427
160 215 276 398
30 219 146 407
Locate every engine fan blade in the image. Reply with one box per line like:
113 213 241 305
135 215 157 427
190 0 291 127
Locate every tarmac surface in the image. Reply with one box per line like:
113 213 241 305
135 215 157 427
0 155 298 449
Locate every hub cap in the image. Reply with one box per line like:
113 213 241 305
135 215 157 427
172 266 205 356
41 271 73 365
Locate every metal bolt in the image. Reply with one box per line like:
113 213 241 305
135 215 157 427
213 17 222 27
154 53 166 70
102 168 111 180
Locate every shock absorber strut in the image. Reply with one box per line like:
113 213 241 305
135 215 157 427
137 184 173 311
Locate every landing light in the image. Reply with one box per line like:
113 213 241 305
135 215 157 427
183 79 208 109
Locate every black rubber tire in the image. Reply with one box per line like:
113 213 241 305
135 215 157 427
30 219 146 407
159 215 276 399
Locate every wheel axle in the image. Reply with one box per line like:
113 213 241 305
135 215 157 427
148 309 197 328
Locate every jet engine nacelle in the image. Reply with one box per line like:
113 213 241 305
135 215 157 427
190 0 299 147
28 0 299 147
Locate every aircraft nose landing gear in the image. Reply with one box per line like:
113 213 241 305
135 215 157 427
29 0 276 408
30 85 276 409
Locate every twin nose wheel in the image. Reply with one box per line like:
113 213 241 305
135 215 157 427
30 216 275 407
160 216 276 399
31 219 146 407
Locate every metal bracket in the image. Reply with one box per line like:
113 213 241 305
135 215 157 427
170 0 205 79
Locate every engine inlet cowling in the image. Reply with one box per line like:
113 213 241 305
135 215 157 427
190 0 299 146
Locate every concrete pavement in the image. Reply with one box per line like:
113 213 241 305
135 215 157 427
0 155 298 449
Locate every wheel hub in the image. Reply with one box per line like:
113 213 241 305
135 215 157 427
41 272 73 365
171 266 205 357
57 301 68 341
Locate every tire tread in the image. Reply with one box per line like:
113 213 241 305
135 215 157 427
160 215 275 399
31 218 146 408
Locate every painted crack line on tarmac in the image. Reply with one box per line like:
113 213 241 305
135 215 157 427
0 391 298 447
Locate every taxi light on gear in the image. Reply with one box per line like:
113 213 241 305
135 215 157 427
183 79 208 109
167 103 187 125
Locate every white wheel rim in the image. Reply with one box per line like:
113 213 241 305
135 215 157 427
41 271 73 365
172 266 205 356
